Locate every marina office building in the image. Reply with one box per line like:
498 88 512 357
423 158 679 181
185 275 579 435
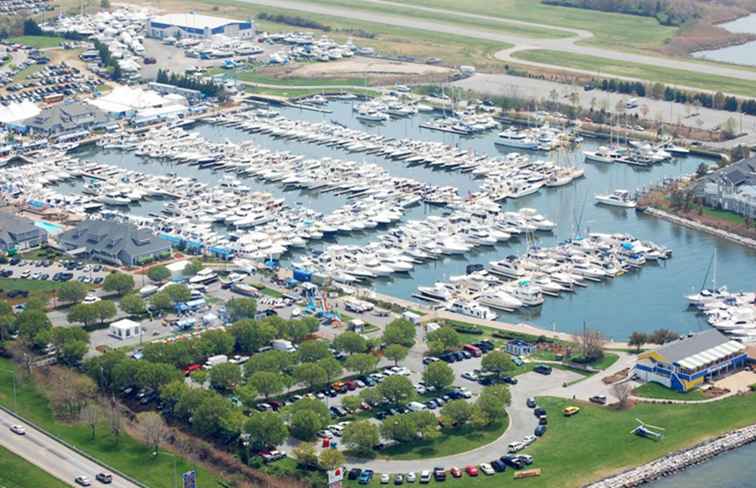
148 13 255 40
634 329 748 392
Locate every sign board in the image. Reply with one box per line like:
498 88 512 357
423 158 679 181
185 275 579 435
328 467 344 484
182 470 196 488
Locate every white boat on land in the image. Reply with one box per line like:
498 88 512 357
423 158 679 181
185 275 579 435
595 190 637 208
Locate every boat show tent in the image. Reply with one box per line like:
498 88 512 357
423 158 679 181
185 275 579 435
0 101 40 124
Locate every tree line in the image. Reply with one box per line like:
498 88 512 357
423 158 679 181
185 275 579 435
542 0 699 26
257 12 331 31
155 69 221 98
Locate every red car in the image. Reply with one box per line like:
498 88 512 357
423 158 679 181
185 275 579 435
182 364 201 376
449 467 462 478
465 465 479 477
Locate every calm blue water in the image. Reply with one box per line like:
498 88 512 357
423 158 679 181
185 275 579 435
66 101 756 339
693 14 756 66
649 442 756 488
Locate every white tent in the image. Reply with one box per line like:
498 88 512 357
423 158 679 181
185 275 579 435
88 86 169 114
108 318 142 340
0 101 40 124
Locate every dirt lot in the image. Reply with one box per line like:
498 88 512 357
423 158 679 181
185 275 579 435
261 56 455 84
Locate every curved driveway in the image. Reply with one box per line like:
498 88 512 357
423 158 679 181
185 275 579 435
238 0 756 84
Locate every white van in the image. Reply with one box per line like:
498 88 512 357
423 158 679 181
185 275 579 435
408 401 427 412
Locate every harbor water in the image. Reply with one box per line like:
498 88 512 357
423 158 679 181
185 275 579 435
692 14 756 67
65 101 756 339
649 442 756 488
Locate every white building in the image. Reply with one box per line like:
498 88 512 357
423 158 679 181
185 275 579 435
109 319 142 340
148 13 254 40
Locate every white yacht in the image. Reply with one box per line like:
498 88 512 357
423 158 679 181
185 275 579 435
478 290 523 312
595 190 637 208
446 300 497 321
495 130 539 150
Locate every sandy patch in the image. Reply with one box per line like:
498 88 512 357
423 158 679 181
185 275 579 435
714 370 756 393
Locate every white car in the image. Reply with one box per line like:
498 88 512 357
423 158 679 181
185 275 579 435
479 463 494 475
82 294 100 305
380 473 390 484
419 470 432 483
462 371 478 381
406 472 417 483
415 385 427 395
508 441 524 453
10 424 26 435
74 476 91 486
522 434 537 445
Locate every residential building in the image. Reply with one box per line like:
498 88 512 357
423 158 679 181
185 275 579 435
57 220 171 266
696 156 756 219
148 13 254 39
0 211 47 251
634 329 748 392
506 339 535 356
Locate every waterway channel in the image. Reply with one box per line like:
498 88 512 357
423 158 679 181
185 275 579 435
61 101 756 339
693 13 756 67
648 441 756 488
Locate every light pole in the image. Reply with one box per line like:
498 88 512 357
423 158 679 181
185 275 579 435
1 368 17 411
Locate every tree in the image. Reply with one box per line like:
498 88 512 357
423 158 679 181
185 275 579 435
481 351 515 380
192 393 232 438
342 395 363 413
345 353 378 376
181 260 204 277
209 363 241 392
628 331 647 353
22 19 43 36
378 376 415 405
92 300 117 326
244 411 288 451
0 312 17 344
67 304 98 328
411 410 439 439
612 382 633 409
383 319 416 347
649 328 678 345
292 443 319 468
107 402 122 444
164 284 191 304
333 331 367 355
120 293 146 316
231 319 276 354
317 357 343 384
342 420 379 455
57 281 88 304
319 448 346 470
298 340 330 363
426 327 461 352
150 291 173 311
248 371 285 399
234 384 258 411
440 399 472 427
295 363 327 389
381 413 417 443
48 369 96 420
422 361 454 391
103 272 135 296
51 327 89 365
147 265 170 283
245 349 295 375
226 298 257 322
140 411 166 455
577 326 606 362
384 344 408 366
80 403 98 439
476 385 511 424
290 410 326 440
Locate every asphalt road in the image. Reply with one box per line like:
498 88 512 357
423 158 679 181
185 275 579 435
235 0 756 86
0 409 140 488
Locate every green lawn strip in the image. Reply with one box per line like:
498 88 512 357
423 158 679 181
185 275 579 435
213 68 364 87
632 382 706 401
377 418 507 460
701 207 748 226
0 278 61 293
512 49 756 97
0 444 70 488
586 352 619 371
7 35 62 49
0 358 223 488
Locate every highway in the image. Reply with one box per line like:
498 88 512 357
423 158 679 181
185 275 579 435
0 408 141 488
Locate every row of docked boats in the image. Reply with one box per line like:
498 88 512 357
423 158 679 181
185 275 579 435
687 288 756 342
417 233 672 320
583 139 689 167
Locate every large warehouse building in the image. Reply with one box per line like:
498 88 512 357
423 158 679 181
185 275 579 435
633 329 748 392
148 13 254 39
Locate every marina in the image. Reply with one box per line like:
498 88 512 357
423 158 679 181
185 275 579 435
6 100 756 339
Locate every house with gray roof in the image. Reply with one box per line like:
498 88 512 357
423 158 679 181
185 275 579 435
22 101 111 137
57 220 171 266
634 329 748 392
0 211 47 252
696 156 756 219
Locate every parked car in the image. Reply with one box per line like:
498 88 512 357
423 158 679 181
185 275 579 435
449 466 462 478
380 473 390 484
534 424 547 437
433 467 446 481
590 395 608 405
419 470 432 484
563 406 581 417
394 474 404 485
534 364 552 375
358 469 374 485
348 468 362 480
405 472 416 483
479 463 495 475
490 459 507 472
526 397 537 408
465 465 478 477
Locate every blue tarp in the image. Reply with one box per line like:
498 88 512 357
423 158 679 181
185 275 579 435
293 269 312 283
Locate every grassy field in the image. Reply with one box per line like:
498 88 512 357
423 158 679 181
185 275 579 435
346 394 756 487
212 67 364 87
378 419 507 460
701 207 749 226
0 358 223 488
7 36 62 49
0 445 70 488
244 84 379 98
512 50 756 97
633 382 707 401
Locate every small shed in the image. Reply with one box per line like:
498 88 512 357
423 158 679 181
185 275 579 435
109 319 141 340
506 339 535 356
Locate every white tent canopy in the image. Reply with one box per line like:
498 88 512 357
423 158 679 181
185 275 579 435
88 86 170 113
0 101 40 124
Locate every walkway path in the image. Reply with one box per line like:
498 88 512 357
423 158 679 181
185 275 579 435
237 0 756 86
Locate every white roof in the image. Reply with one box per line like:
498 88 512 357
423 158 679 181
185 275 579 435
166 260 190 272
0 101 40 123
150 13 242 30
136 104 187 120
110 318 141 330
88 86 168 113
677 340 745 370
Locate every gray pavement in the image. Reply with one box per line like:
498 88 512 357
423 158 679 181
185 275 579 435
0 408 140 488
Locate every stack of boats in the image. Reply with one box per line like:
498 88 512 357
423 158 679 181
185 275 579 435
687 289 756 342
416 232 672 320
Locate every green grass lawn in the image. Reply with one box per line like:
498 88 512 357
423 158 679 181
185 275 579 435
378 419 507 460
0 358 223 488
213 67 364 87
632 382 707 401
512 49 756 97
586 352 619 371
0 445 70 488
701 207 749 226
0 278 61 293
345 394 756 487
7 35 62 49
244 85 380 99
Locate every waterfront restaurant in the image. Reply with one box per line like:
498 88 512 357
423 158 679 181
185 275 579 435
634 329 748 392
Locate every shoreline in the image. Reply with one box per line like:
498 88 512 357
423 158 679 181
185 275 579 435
643 208 756 251
585 422 756 487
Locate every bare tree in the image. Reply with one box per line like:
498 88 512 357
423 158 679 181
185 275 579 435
108 399 122 444
80 404 98 440
139 412 166 455
48 368 96 420
576 326 606 362
612 382 633 410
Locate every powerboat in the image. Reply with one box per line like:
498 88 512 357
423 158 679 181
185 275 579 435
595 190 637 208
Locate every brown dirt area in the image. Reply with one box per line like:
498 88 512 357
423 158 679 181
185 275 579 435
260 57 455 85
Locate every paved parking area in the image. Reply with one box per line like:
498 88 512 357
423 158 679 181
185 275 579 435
714 370 756 393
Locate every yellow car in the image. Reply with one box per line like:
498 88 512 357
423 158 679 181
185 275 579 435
563 406 581 417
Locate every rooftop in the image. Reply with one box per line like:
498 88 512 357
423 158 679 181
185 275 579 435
150 12 244 30
652 329 745 369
